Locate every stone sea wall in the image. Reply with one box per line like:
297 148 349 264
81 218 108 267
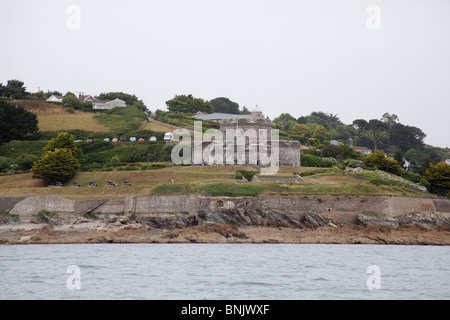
2 194 449 225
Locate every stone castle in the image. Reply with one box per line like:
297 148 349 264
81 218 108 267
195 107 300 167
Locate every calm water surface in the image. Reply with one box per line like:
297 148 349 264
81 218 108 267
0 244 449 300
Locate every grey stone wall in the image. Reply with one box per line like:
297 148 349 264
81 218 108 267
2 195 448 225
191 117 300 166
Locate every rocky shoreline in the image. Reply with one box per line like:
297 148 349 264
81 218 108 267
1 209 449 245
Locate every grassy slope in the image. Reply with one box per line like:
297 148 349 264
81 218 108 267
142 121 178 133
0 103 436 199
13 100 110 132
0 166 433 199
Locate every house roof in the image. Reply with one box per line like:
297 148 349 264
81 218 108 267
48 95 63 100
193 113 252 121
252 105 262 112
330 140 342 145
79 95 94 101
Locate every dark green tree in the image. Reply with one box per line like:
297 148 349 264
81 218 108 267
394 151 405 168
166 94 213 114
367 119 388 150
363 150 402 174
32 132 80 183
352 119 368 145
44 132 78 153
388 123 426 153
0 80 28 99
32 148 80 183
210 97 240 114
425 162 450 195
96 92 148 112
273 113 297 132
62 92 82 110
0 100 39 143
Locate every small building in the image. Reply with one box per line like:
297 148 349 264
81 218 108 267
330 140 343 146
445 159 450 165
93 98 126 110
193 112 252 122
46 95 63 103
300 145 309 154
193 107 300 167
79 94 95 102
352 146 372 155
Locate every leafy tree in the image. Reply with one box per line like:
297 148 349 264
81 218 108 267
0 80 28 99
363 149 402 174
210 97 240 114
289 123 312 141
352 119 368 145
331 125 352 143
96 92 148 112
388 123 425 153
381 112 399 126
322 144 362 160
0 100 39 143
312 125 330 144
63 92 82 110
394 151 405 168
44 132 78 153
166 94 213 114
404 148 432 175
26 91 46 101
240 106 251 114
32 148 80 183
367 119 388 150
425 162 450 195
0 156 11 172
16 154 40 170
273 113 297 131
310 111 343 130
32 132 81 183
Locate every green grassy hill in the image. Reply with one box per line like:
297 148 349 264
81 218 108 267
0 164 433 199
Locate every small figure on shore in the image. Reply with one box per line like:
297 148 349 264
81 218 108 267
169 178 174 184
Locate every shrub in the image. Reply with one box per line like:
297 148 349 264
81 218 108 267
15 154 40 170
0 156 11 172
425 162 450 195
363 150 402 174
235 170 258 181
32 148 80 183
301 154 333 167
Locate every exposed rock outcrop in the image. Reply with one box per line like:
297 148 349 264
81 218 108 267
144 215 199 229
304 212 338 228
358 212 450 230
357 213 400 230
197 207 303 228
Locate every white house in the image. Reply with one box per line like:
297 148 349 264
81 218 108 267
445 159 450 165
93 98 127 110
46 95 63 103
78 94 95 102
352 146 372 155
330 140 343 146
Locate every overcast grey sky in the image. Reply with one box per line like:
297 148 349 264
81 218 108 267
1 0 449 147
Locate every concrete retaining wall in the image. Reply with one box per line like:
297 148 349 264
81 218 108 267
2 194 449 225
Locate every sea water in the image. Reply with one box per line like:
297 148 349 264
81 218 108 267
0 244 449 300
